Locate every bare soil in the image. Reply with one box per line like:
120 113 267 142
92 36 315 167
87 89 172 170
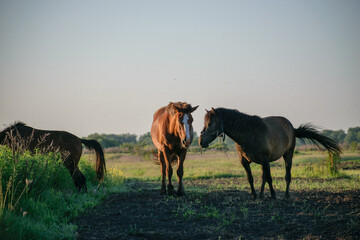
74 178 360 240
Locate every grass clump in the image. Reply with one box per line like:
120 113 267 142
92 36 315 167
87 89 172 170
0 145 125 240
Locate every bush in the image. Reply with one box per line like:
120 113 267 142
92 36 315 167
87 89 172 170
0 146 73 213
327 152 342 176
0 144 125 239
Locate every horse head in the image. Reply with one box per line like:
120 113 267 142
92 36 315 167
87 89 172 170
199 108 225 148
172 103 198 148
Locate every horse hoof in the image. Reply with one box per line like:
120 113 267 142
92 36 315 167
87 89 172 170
167 185 175 195
167 188 175 196
177 191 185 197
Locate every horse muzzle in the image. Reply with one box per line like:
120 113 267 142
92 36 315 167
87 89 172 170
198 137 209 148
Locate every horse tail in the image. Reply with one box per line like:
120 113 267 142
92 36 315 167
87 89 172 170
81 139 106 181
294 123 342 155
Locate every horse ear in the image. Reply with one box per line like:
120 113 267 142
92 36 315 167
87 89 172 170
211 107 216 114
190 105 199 113
173 105 181 113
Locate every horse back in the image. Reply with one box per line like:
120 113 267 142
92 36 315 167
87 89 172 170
19 125 82 157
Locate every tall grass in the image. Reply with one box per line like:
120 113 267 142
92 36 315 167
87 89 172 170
0 144 125 240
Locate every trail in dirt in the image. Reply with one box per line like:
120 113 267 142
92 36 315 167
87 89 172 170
74 178 360 240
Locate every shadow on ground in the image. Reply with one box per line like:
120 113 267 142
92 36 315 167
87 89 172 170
74 178 360 240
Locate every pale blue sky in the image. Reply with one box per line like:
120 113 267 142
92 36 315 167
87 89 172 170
1 0 359 137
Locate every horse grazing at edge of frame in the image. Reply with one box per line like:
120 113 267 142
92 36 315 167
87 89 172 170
151 102 198 196
199 108 341 199
0 122 106 192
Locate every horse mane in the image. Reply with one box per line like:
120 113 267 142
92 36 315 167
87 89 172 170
206 108 264 130
1 121 27 133
166 102 193 114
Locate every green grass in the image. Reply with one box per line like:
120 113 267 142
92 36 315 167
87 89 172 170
101 150 360 195
0 146 125 240
3 146 358 239
103 150 360 180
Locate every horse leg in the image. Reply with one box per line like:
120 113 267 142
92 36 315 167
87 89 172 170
163 148 174 195
68 167 87 192
65 158 87 192
75 168 87 193
240 158 257 199
159 151 166 195
260 167 266 199
283 147 294 199
261 161 276 199
176 151 186 196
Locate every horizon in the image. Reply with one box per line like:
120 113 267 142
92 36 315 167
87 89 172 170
1 1 359 138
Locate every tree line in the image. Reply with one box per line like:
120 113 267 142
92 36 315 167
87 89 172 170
86 127 360 153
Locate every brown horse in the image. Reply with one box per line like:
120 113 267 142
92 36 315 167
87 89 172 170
0 122 106 192
199 108 341 199
151 102 198 196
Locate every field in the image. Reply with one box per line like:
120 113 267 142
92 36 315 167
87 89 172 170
75 151 360 240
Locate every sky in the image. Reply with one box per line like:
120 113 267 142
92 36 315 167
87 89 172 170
1 0 359 138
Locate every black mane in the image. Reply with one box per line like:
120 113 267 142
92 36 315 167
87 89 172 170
1 121 27 134
205 108 263 130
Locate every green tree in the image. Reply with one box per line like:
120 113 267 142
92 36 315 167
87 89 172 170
322 129 346 144
344 127 360 144
86 133 137 148
331 130 346 143
137 132 152 146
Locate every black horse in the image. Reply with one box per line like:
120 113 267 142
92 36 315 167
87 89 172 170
199 108 341 199
0 122 106 192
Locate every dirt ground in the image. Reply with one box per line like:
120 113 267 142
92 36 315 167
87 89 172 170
74 178 360 240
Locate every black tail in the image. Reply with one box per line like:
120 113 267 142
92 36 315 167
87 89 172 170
81 139 106 181
295 123 342 155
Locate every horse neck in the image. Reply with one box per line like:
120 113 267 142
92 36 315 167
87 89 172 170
220 109 253 144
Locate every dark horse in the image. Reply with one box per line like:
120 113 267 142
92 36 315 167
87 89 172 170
0 122 106 192
151 102 198 196
199 108 341 199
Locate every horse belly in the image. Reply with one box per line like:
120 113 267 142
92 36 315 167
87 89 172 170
265 118 294 161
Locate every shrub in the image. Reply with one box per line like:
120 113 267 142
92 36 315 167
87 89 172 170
0 144 125 239
327 152 342 176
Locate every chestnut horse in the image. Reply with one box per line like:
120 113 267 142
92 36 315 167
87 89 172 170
151 102 198 196
199 108 341 199
0 122 106 192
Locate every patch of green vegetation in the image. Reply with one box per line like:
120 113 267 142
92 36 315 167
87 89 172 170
0 146 125 239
